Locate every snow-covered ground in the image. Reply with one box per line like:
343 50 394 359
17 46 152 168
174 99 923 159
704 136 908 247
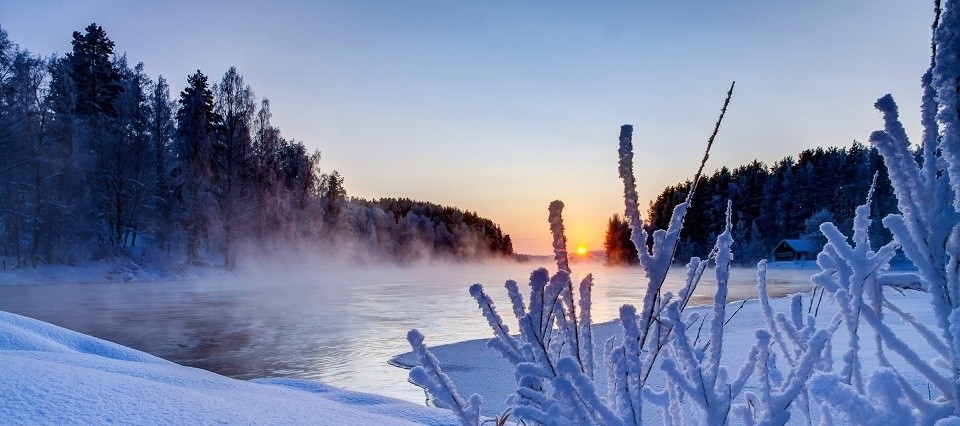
0 310 457 425
0 278 941 424
392 287 941 423
0 256 276 286
0 262 937 424
0 260 184 285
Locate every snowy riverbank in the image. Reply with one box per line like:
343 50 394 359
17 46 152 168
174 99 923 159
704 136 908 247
0 283 939 424
0 309 457 425
392 287 941 422
0 259 188 285
1 259 932 424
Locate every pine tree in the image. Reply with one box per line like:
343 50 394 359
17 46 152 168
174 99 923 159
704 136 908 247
51 23 128 257
66 23 122 118
320 170 347 237
173 70 220 265
603 213 637 265
149 75 176 252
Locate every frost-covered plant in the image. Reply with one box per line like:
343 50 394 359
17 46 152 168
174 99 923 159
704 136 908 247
806 1 960 422
406 329 482 426
404 2 960 424
407 83 773 425
444 121 830 424
466 200 601 423
730 260 838 425
639 201 830 426
657 204 748 424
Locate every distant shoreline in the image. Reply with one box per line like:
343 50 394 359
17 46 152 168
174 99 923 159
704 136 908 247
0 257 825 286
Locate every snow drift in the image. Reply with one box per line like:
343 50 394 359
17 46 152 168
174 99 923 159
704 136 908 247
0 310 457 425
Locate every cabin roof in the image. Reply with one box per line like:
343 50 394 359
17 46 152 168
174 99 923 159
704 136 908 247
777 239 817 253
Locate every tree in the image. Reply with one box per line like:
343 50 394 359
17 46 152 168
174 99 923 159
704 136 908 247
247 98 285 241
173 70 220 265
733 218 765 265
149 75 176 251
51 23 129 258
97 58 154 249
212 67 254 269
802 208 834 251
0 29 61 266
604 213 637 265
66 23 122 118
320 170 347 237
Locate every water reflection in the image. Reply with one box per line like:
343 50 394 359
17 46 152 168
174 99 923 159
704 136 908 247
0 261 812 404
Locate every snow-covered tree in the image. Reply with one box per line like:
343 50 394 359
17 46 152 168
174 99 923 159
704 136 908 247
802 208 834 252
66 23 122 119
213 66 255 269
97 57 154 249
0 29 60 266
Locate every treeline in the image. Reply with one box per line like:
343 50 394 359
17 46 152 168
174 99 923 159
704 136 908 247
0 24 512 269
606 142 898 266
347 198 513 262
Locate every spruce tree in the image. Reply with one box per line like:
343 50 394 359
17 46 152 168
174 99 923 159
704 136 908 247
149 75 176 252
67 23 122 118
174 70 220 265
604 214 637 265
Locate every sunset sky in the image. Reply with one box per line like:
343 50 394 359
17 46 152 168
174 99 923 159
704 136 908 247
1 1 934 255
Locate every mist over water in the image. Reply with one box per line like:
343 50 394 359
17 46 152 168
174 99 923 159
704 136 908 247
0 259 812 404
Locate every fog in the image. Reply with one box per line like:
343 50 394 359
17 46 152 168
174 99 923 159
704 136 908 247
0 255 813 404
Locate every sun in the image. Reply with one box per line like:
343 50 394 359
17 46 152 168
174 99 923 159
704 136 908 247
575 245 588 256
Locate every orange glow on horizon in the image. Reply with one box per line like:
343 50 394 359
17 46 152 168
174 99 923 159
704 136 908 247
575 245 588 256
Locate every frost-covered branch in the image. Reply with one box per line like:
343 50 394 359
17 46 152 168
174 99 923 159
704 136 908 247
406 330 482 426
406 4 960 424
656 202 823 425
687 81 735 203
469 283 523 364
414 85 758 425
805 5 960 419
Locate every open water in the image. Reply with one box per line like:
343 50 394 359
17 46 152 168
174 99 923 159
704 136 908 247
0 260 812 404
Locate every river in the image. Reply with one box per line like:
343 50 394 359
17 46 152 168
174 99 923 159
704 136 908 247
0 260 813 404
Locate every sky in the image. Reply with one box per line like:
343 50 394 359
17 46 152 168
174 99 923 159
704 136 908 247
0 1 935 255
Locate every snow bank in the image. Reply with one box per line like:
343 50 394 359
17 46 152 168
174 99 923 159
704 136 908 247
0 260 184 286
0 310 457 425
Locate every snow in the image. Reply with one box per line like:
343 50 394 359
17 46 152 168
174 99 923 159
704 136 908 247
0 262 937 425
0 310 457 425
0 260 184 286
392 286 943 423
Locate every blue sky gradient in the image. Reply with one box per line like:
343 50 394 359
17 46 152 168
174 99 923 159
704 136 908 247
0 1 934 254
